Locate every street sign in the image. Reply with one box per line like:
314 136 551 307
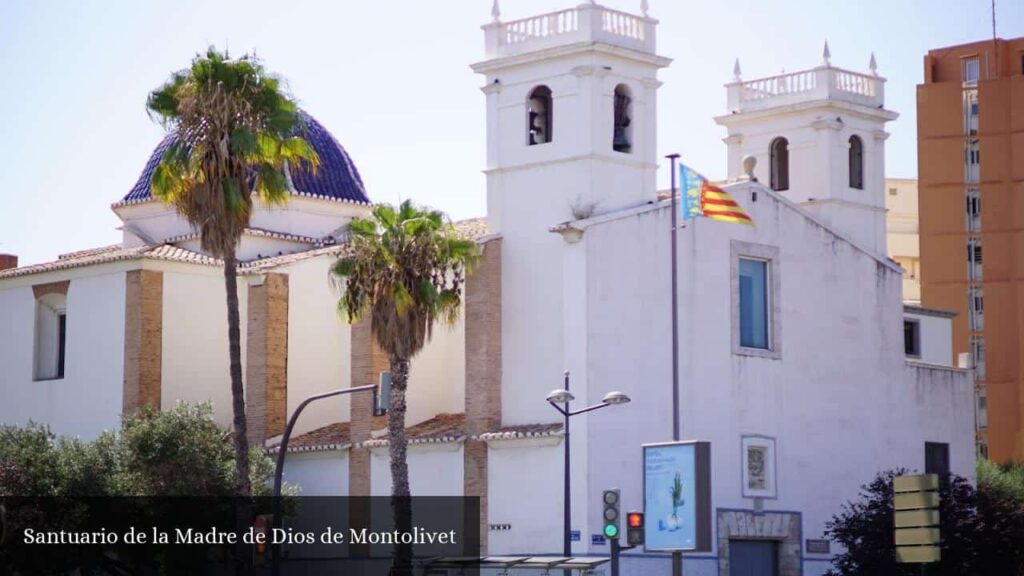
570 530 581 542
893 473 940 564
641 441 712 552
591 534 607 546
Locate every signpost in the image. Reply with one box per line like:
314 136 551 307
894 473 941 566
642 441 712 553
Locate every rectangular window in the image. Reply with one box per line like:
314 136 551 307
904 319 921 358
925 441 950 478
969 285 984 332
970 335 986 380
977 389 987 429
965 188 981 232
889 187 898 196
34 292 68 381
739 258 769 350
373 371 392 416
962 57 979 85
57 313 67 379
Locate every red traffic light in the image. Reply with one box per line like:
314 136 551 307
627 512 644 528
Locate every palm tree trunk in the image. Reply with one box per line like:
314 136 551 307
388 354 412 575
224 249 252 497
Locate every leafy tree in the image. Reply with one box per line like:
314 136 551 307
826 468 1024 575
332 200 477 572
146 48 319 497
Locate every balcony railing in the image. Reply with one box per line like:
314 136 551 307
726 66 885 112
484 4 656 58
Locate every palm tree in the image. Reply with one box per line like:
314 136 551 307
146 48 319 497
333 200 477 572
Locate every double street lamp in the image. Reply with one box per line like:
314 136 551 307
546 371 631 562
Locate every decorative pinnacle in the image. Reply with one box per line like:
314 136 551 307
491 0 500 22
733 58 742 81
869 52 878 75
641 0 649 16
822 40 831 66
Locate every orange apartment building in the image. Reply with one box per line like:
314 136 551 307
918 37 1024 463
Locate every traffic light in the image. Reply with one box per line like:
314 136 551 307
626 511 645 546
602 489 621 540
252 514 270 566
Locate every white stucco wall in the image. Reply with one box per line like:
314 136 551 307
161 266 246 429
486 439 563 555
282 256 355 435
369 444 463 497
904 310 955 367
281 450 349 496
0 268 127 438
566 183 973 567
406 316 465 427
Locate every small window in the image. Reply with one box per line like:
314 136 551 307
373 371 391 416
612 84 633 153
889 187 898 196
924 441 950 478
848 135 864 189
770 137 789 191
971 335 986 380
966 188 981 232
527 86 553 145
739 258 770 349
904 319 921 357
34 292 68 381
962 57 979 85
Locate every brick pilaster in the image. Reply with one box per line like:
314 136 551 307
246 273 289 446
123 270 162 413
463 237 502 554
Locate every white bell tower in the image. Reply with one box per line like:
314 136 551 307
472 1 671 235
715 44 897 255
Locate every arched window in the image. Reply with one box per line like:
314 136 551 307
613 84 633 153
527 86 552 145
848 135 864 189
770 137 789 191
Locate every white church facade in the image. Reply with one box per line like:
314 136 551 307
0 3 973 576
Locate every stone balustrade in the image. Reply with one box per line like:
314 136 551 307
484 3 656 58
726 66 885 113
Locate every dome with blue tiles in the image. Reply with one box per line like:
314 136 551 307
121 111 369 205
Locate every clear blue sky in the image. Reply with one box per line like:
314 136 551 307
1 0 1020 265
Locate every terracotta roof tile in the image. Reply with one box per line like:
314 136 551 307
276 422 352 454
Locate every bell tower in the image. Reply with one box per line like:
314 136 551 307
715 44 898 255
472 1 671 235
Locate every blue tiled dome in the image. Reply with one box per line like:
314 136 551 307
121 111 369 204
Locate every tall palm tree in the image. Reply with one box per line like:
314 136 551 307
333 200 477 572
146 48 319 497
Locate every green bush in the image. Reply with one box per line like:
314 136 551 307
826 465 1024 576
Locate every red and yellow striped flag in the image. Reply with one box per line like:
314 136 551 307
699 181 753 226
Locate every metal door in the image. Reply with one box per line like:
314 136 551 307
729 539 778 576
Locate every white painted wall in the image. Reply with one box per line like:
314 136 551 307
0 268 127 438
571 183 973 566
281 450 349 496
905 310 955 366
283 255 354 435
161 267 246 429
369 444 463 497
406 314 465 427
486 439 563 555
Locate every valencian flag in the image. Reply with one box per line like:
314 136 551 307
680 165 753 226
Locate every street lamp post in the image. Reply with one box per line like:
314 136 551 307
546 371 631 566
271 383 376 576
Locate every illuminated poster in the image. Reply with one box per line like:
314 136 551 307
642 441 711 552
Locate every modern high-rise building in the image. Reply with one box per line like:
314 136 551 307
918 37 1024 462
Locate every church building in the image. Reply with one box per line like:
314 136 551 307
0 3 973 576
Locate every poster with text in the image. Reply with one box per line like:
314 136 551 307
643 442 699 551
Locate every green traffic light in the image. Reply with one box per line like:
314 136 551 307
604 524 619 539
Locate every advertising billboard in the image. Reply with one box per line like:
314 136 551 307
642 441 711 552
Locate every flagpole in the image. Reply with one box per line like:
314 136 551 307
666 152 682 576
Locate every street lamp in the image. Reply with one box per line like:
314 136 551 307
546 371 631 564
271 383 376 575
